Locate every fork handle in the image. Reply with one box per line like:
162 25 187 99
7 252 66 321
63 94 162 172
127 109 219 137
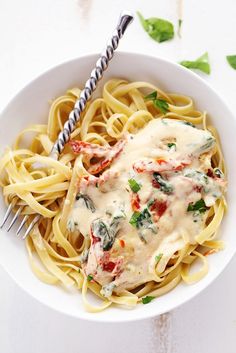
50 12 134 159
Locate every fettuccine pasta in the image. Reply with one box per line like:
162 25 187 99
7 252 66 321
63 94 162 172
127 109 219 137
0 79 227 312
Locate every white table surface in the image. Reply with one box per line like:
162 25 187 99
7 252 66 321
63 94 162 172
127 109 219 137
1 0 236 352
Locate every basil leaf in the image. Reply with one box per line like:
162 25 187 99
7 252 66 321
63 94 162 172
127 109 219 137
137 11 174 43
144 91 157 101
128 178 141 193
154 99 169 114
226 55 236 70
155 253 163 263
144 90 169 114
142 296 155 304
87 274 93 282
180 52 211 74
187 199 207 214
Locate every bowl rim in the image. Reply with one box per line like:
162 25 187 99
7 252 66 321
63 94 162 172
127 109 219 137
0 50 235 323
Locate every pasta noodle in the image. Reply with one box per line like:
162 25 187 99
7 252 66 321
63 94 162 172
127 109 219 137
0 79 226 312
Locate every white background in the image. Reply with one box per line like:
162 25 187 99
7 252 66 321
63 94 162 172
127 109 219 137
1 0 236 352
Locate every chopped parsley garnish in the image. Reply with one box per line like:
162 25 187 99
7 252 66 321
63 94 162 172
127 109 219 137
180 52 211 75
128 178 141 193
87 274 93 282
145 91 169 114
187 199 207 214
137 12 174 43
167 142 176 150
129 209 152 228
129 212 141 227
78 268 80 273
155 253 163 263
226 55 236 70
142 296 155 304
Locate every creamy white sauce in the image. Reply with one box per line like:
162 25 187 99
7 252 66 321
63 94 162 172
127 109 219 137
68 119 225 296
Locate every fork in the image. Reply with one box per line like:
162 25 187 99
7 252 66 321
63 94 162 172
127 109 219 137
0 11 134 239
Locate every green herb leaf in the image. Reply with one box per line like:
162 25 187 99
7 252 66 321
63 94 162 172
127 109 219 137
155 253 163 263
128 178 141 193
180 52 211 74
226 55 236 70
76 193 96 213
167 142 176 150
142 296 155 304
187 199 207 214
153 173 173 194
87 274 93 282
144 91 169 114
144 91 157 101
154 99 169 114
213 168 224 179
129 209 153 229
129 212 141 227
92 215 124 252
137 11 174 43
78 268 81 273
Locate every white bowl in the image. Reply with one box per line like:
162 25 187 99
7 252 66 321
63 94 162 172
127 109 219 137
0 52 235 323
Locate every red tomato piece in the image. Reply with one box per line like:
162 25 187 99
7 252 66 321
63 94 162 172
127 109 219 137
102 261 116 272
150 200 167 217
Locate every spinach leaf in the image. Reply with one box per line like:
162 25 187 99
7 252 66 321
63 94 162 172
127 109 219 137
76 193 96 213
226 55 236 70
153 173 173 194
198 136 215 153
92 212 125 251
128 178 141 193
137 11 174 43
144 91 169 114
142 296 155 304
129 209 152 229
129 208 156 242
180 52 211 75
187 199 207 214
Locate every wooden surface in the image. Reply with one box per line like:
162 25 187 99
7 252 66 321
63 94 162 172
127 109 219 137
1 0 236 352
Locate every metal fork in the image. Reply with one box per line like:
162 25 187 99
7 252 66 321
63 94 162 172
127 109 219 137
0 11 134 239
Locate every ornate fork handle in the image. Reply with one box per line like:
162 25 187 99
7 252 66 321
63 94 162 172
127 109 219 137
14 12 133 239
50 12 134 159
